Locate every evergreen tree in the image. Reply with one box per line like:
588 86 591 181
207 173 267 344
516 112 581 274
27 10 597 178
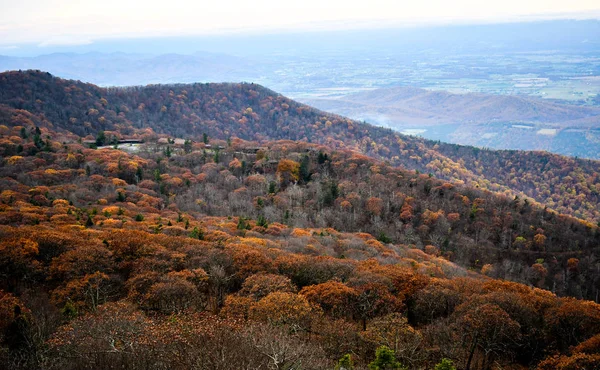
299 154 311 183
268 181 277 194
434 359 456 370
335 354 354 370
257 215 268 228
318 151 329 164
368 346 405 370
85 215 94 227
95 131 106 146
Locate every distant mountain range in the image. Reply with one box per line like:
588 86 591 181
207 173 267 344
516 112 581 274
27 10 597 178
0 52 260 86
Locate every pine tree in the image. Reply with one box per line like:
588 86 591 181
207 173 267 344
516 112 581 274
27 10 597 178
368 346 405 370
335 354 354 370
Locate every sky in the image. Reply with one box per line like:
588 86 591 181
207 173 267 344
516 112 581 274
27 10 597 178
1 0 600 48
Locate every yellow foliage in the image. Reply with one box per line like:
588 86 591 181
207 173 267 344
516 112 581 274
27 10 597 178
50 214 74 224
291 228 312 237
0 190 18 203
276 159 300 183
249 292 315 327
236 237 268 248
112 178 127 186
102 219 123 228
102 206 121 215
6 156 23 165
52 199 70 208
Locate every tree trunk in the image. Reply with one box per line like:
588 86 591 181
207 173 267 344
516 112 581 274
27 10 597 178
465 337 477 370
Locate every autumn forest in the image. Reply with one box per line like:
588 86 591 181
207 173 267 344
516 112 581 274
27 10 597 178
0 70 599 369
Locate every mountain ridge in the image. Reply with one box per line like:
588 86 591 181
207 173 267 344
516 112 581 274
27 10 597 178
0 70 598 223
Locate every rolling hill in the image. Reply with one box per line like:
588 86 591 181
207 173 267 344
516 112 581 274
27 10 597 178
1 70 599 223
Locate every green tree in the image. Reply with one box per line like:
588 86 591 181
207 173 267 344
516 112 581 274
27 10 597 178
299 155 311 183
135 166 143 182
318 151 329 164
335 354 354 370
268 181 277 194
321 180 339 207
434 358 456 370
368 346 405 370
85 215 94 227
189 226 204 240
377 232 392 244
237 217 251 230
95 131 106 146
33 133 43 149
257 215 268 228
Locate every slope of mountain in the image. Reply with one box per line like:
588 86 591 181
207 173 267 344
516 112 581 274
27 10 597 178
1 70 599 223
304 86 600 158
0 70 600 369
0 137 599 370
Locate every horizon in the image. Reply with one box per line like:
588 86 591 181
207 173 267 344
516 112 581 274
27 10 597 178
1 0 600 56
1 18 599 58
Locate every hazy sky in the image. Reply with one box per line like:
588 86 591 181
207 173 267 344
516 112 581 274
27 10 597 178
1 0 600 47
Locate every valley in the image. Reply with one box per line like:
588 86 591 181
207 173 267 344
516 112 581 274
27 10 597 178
304 86 600 158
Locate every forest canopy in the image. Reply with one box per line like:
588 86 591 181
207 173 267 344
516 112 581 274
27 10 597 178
0 70 598 369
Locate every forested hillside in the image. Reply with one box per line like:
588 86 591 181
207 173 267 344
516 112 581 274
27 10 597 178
0 70 599 369
1 70 599 223
0 122 599 368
